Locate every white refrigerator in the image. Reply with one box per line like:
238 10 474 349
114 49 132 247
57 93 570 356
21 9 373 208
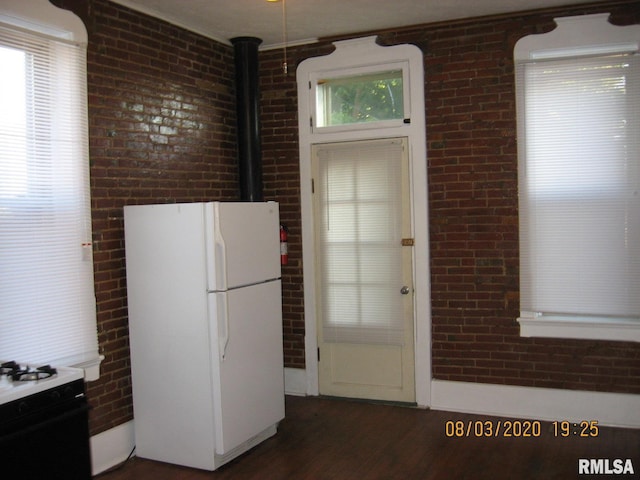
123 201 285 471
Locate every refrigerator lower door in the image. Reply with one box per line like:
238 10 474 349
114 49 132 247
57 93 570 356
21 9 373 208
209 280 285 455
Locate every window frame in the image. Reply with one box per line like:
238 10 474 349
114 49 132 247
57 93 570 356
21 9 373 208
0 0 102 378
311 61 410 133
514 13 640 343
296 36 432 404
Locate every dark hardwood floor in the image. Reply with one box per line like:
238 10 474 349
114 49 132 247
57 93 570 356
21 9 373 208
95 395 640 479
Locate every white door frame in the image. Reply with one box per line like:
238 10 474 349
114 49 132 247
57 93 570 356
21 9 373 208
296 36 431 407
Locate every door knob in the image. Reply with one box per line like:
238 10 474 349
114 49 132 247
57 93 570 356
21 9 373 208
400 286 410 295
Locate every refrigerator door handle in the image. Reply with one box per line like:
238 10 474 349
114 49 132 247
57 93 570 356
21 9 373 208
217 294 230 361
213 203 228 290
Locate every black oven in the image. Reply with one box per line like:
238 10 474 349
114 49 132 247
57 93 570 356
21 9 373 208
0 375 92 480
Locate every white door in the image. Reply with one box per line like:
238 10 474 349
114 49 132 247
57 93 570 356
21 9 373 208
206 202 281 291
209 280 285 454
312 137 415 403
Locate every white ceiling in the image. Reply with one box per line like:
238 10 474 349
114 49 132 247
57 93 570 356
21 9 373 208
110 0 589 50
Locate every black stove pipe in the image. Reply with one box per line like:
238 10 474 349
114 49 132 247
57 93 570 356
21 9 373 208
232 37 263 202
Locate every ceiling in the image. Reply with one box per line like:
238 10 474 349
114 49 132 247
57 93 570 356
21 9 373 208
109 0 590 50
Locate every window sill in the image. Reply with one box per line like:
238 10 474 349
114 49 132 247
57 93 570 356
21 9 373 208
73 355 104 382
518 314 640 343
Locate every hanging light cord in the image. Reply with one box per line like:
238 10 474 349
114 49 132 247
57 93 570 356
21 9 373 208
282 0 288 74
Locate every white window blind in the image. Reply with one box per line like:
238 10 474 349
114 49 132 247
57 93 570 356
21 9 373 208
516 52 640 323
0 9 99 370
315 139 405 345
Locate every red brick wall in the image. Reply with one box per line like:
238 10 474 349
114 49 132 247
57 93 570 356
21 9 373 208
53 0 238 434
414 4 640 393
51 0 640 437
260 0 640 393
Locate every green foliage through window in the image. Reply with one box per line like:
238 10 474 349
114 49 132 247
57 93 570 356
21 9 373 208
317 70 404 127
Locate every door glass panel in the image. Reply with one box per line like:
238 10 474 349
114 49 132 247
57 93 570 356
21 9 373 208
314 138 405 345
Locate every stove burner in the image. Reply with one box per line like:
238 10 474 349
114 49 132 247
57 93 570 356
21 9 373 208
0 361 18 375
0 362 57 382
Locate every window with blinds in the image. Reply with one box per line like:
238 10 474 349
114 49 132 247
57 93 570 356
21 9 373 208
314 139 406 345
0 3 99 373
514 14 640 341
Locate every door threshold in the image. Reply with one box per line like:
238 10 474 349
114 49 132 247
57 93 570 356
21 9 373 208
318 395 418 409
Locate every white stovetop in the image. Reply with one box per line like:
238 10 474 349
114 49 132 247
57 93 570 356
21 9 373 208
0 365 84 405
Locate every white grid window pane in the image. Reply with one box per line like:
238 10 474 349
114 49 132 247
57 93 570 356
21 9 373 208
315 139 405 345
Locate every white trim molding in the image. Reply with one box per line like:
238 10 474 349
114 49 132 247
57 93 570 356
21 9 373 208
431 380 640 429
518 313 640 343
514 13 640 345
514 13 639 61
296 35 431 407
288 371 640 428
90 420 135 476
284 367 308 396
0 0 87 44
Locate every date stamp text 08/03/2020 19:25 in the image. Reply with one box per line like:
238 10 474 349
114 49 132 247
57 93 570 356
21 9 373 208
444 419 600 438
444 419 636 475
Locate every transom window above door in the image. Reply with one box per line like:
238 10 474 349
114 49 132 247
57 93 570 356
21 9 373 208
311 62 410 133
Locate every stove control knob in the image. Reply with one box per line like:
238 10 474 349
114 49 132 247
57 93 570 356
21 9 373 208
63 386 75 398
49 390 61 401
17 401 30 415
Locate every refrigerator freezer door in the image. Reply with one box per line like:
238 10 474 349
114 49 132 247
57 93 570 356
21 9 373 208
206 202 280 291
209 280 285 455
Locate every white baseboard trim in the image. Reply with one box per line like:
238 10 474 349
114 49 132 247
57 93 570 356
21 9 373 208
431 380 640 428
284 367 307 396
90 420 135 476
